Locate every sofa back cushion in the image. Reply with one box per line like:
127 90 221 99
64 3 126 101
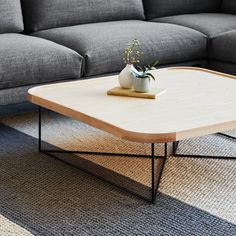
144 0 222 19
21 0 145 33
221 0 236 14
0 0 24 33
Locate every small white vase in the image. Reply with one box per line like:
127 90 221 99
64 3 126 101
118 64 137 89
133 77 151 93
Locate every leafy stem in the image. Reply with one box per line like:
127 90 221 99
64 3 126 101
123 39 143 65
133 60 159 81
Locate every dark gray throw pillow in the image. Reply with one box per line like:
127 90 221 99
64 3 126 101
0 0 24 33
221 0 236 14
143 0 222 19
21 0 145 32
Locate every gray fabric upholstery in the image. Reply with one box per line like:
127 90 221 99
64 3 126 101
209 60 236 76
0 34 83 89
33 20 207 76
143 0 221 19
209 30 236 64
153 13 236 37
0 0 24 33
21 0 145 33
221 0 236 14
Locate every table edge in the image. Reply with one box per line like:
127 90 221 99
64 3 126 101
27 93 236 143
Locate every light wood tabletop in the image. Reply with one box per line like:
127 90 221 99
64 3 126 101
28 67 236 143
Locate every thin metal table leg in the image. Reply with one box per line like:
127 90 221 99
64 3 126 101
218 132 236 140
172 141 179 156
151 143 155 204
38 106 42 153
151 143 168 204
172 135 235 159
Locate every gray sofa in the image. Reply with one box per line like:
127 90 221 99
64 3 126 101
0 0 236 107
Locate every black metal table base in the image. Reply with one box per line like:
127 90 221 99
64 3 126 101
38 107 168 204
173 133 236 160
40 144 168 204
38 107 235 204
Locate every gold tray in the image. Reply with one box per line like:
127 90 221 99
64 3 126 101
107 87 166 99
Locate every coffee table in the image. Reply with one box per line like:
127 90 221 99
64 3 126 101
28 67 236 204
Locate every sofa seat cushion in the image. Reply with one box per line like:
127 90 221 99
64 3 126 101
209 30 236 64
21 0 145 32
0 34 83 89
0 0 24 33
154 13 236 37
32 20 207 76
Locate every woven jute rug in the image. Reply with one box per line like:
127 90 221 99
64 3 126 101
0 111 235 236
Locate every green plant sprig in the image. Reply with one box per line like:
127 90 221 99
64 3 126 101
123 39 143 65
134 60 159 81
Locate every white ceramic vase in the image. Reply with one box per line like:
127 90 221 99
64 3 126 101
118 64 137 89
133 77 151 93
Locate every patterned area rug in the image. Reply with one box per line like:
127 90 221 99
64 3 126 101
0 111 236 235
